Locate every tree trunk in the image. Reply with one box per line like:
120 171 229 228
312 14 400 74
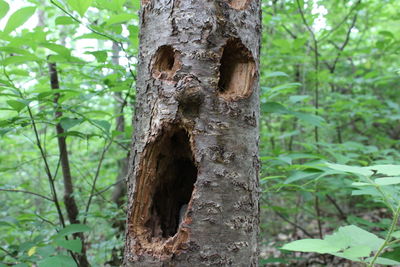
124 0 261 266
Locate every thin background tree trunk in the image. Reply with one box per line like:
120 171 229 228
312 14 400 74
124 0 261 265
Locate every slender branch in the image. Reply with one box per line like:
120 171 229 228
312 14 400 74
329 15 358 74
326 194 347 221
319 0 362 42
0 188 53 202
34 212 57 226
94 179 124 197
83 140 113 224
273 210 314 238
27 104 66 228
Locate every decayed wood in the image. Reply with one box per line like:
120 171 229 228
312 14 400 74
124 0 261 265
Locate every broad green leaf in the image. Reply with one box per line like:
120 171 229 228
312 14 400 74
367 165 400 176
59 118 84 131
57 224 91 236
36 246 55 258
96 0 126 11
66 0 93 17
55 16 77 25
339 225 384 251
282 239 341 253
0 0 9 20
3 7 36 34
392 231 400 239
282 225 384 257
55 238 82 253
365 257 400 265
40 43 71 57
374 177 400 185
264 71 289 78
105 13 136 26
326 163 373 177
1 55 39 66
7 100 27 112
342 245 371 258
38 255 77 267
262 102 289 114
284 170 320 184
85 51 108 62
352 187 381 197
92 119 111 133
289 95 309 103
292 111 325 127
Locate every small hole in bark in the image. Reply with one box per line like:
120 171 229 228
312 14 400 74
218 38 256 101
151 45 181 81
224 0 251 10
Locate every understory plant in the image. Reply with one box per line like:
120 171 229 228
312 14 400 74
282 163 400 266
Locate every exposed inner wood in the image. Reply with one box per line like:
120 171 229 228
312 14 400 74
218 38 256 101
151 45 182 81
130 125 197 257
141 0 150 6
225 0 251 10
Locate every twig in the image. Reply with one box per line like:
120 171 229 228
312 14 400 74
273 210 314 238
83 140 113 224
0 188 53 202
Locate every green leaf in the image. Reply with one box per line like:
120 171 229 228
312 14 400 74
7 100 27 112
262 102 289 114
40 43 71 57
92 119 111 133
365 257 400 265
55 239 82 253
105 13 136 26
57 224 91 237
326 163 373 177
0 0 9 20
282 239 341 253
289 95 309 103
338 225 384 251
85 51 108 62
38 255 77 267
55 16 77 25
292 111 325 127
59 118 84 131
282 225 384 257
3 7 36 34
342 245 371 258
264 71 289 78
374 177 400 185
1 55 39 66
367 165 400 176
95 0 126 11
392 231 400 239
66 0 93 17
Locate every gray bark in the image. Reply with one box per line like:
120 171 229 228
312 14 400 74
124 0 261 266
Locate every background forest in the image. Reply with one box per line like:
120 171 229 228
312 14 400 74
0 0 399 266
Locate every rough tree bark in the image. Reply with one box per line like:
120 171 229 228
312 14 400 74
124 0 261 265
